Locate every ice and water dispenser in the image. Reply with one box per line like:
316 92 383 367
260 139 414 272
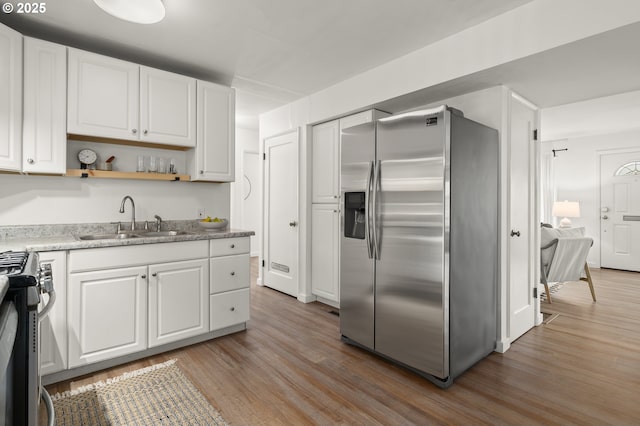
344 192 366 239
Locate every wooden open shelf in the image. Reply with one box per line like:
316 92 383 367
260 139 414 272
66 169 190 181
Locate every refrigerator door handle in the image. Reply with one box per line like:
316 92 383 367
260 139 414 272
372 160 381 260
365 161 374 259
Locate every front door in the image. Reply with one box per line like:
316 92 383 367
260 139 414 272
508 93 537 342
263 130 299 297
600 152 640 272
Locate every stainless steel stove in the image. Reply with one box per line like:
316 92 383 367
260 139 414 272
0 251 55 426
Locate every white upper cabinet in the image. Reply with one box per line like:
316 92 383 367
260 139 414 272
140 66 196 147
312 120 340 203
0 24 22 172
189 80 235 181
67 48 139 141
22 37 67 174
68 49 196 148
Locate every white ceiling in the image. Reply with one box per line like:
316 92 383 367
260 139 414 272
0 0 533 128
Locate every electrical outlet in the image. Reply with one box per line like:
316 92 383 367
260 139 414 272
197 208 205 219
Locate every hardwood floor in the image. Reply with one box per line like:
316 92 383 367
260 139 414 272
46 261 640 425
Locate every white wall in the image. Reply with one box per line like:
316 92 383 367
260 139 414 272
0 173 229 225
230 126 260 254
544 128 640 267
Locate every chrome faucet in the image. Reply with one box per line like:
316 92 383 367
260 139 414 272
154 214 162 232
119 195 136 231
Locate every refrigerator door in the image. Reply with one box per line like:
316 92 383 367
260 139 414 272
375 107 449 379
340 122 375 349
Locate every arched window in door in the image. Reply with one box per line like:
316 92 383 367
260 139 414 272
615 161 640 176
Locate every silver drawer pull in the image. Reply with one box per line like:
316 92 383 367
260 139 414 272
230 307 235 312
230 244 235 248
230 272 235 276
141 274 146 279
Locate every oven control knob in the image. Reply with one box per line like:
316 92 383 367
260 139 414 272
37 263 54 293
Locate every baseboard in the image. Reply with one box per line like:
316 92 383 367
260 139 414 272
315 295 339 308
495 338 511 353
297 293 316 303
257 277 263 286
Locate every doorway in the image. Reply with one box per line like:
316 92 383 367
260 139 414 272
263 129 299 297
600 151 640 272
242 150 260 256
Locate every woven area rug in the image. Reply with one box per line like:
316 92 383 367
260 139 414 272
51 359 228 425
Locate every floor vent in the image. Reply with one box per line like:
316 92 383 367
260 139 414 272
328 310 340 317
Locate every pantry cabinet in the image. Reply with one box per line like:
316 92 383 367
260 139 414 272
68 265 148 368
312 120 340 203
188 80 235 182
39 251 67 375
311 204 340 303
67 48 196 147
148 258 209 347
0 23 22 172
22 37 67 174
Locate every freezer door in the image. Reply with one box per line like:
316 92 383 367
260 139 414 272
375 108 449 379
340 122 375 349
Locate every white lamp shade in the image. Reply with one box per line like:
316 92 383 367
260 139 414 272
552 200 581 218
94 0 165 24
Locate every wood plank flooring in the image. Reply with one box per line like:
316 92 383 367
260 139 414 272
46 261 640 425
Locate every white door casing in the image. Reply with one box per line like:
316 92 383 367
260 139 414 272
600 151 640 272
242 150 260 256
263 130 299 297
508 92 538 342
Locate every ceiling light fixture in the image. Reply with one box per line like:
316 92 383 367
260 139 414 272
93 0 165 24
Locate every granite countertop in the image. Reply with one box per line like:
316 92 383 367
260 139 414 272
0 221 254 252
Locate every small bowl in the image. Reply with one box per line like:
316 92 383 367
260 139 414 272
198 219 228 230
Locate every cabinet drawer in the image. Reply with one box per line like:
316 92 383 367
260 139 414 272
210 288 250 330
210 254 249 293
210 237 249 257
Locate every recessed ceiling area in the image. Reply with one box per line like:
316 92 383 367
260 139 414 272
0 0 533 128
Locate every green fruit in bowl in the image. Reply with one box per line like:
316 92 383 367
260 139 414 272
213 217 223 223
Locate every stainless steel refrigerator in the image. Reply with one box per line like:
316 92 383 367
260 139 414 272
340 105 498 388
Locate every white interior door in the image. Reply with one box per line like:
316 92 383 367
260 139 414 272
242 150 260 256
600 152 640 272
263 130 299 297
508 93 537 342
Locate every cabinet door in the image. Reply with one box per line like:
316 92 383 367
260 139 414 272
191 80 235 181
140 66 196 147
148 259 209 348
68 266 147 368
67 48 139 141
22 38 67 174
39 251 67 376
312 120 340 203
311 204 340 302
339 110 374 131
0 24 22 172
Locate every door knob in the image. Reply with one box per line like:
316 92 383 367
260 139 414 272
510 230 521 237
289 221 297 227
602 215 608 220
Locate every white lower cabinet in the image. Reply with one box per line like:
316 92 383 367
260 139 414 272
148 259 209 348
311 204 340 303
68 265 148 368
209 237 250 330
39 251 67 375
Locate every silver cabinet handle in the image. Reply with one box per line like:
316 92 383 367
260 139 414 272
152 272 157 277
230 307 235 312
27 158 35 164
510 230 521 237
200 170 204 174
143 129 148 135
132 129 137 134
230 271 235 276
602 215 608 220
230 244 235 248
289 221 297 227
141 274 147 279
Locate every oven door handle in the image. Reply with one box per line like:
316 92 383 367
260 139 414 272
38 289 56 322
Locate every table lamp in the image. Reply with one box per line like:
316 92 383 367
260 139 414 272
552 200 580 228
